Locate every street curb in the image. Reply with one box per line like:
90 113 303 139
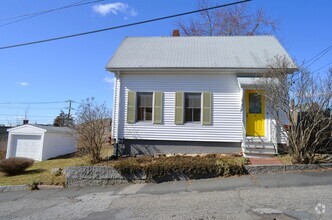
0 185 27 192
0 184 64 193
244 163 332 174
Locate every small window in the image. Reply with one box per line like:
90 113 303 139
137 92 153 121
185 93 201 122
249 93 262 114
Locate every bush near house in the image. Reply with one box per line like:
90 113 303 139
0 156 87 186
0 148 112 186
0 157 34 176
111 155 248 182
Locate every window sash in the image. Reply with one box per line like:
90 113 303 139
184 93 201 122
137 92 153 121
137 92 153 107
185 93 201 108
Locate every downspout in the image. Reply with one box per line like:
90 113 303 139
114 71 121 157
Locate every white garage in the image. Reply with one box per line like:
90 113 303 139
6 124 77 161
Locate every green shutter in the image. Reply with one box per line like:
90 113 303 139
153 92 163 124
202 92 212 125
127 91 136 124
175 92 184 125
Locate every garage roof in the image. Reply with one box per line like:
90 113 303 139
8 124 74 133
106 35 297 71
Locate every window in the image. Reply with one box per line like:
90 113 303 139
137 92 153 121
249 93 262 114
185 93 201 122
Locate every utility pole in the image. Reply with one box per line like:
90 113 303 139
67 100 73 127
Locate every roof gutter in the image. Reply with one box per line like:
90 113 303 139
106 67 298 74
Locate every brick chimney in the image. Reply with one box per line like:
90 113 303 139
172 29 180 37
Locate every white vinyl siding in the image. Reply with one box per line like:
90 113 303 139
113 72 242 142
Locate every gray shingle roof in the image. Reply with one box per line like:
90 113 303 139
33 125 74 133
106 35 297 71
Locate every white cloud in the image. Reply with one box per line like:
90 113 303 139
92 2 137 17
16 81 29 86
104 77 114 84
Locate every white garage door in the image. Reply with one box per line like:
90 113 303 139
12 135 42 160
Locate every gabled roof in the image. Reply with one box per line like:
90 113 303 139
106 35 297 71
8 124 74 134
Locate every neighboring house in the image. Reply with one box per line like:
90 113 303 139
106 35 297 157
6 124 76 161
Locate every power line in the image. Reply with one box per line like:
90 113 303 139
0 0 105 28
303 45 332 68
0 0 89 21
312 61 332 73
0 107 63 110
0 114 55 118
0 101 73 105
0 0 251 50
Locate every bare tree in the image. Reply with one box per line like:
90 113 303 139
75 98 111 164
259 56 332 163
175 0 278 36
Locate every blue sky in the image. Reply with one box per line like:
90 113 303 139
0 0 331 125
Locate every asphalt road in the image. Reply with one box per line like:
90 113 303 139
0 170 331 220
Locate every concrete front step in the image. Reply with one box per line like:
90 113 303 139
244 137 278 157
244 149 277 154
243 143 277 157
245 144 275 149
246 136 269 142
243 151 278 158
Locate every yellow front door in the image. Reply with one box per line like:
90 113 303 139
245 90 265 136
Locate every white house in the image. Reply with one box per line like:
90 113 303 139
106 35 297 157
6 124 76 161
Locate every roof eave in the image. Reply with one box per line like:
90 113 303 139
7 124 47 133
106 67 298 74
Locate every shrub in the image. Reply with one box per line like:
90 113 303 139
0 157 34 175
144 156 219 180
216 157 248 176
113 157 143 174
112 155 248 182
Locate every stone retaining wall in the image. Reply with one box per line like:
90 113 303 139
0 185 26 192
64 163 332 187
244 163 332 174
64 166 146 187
